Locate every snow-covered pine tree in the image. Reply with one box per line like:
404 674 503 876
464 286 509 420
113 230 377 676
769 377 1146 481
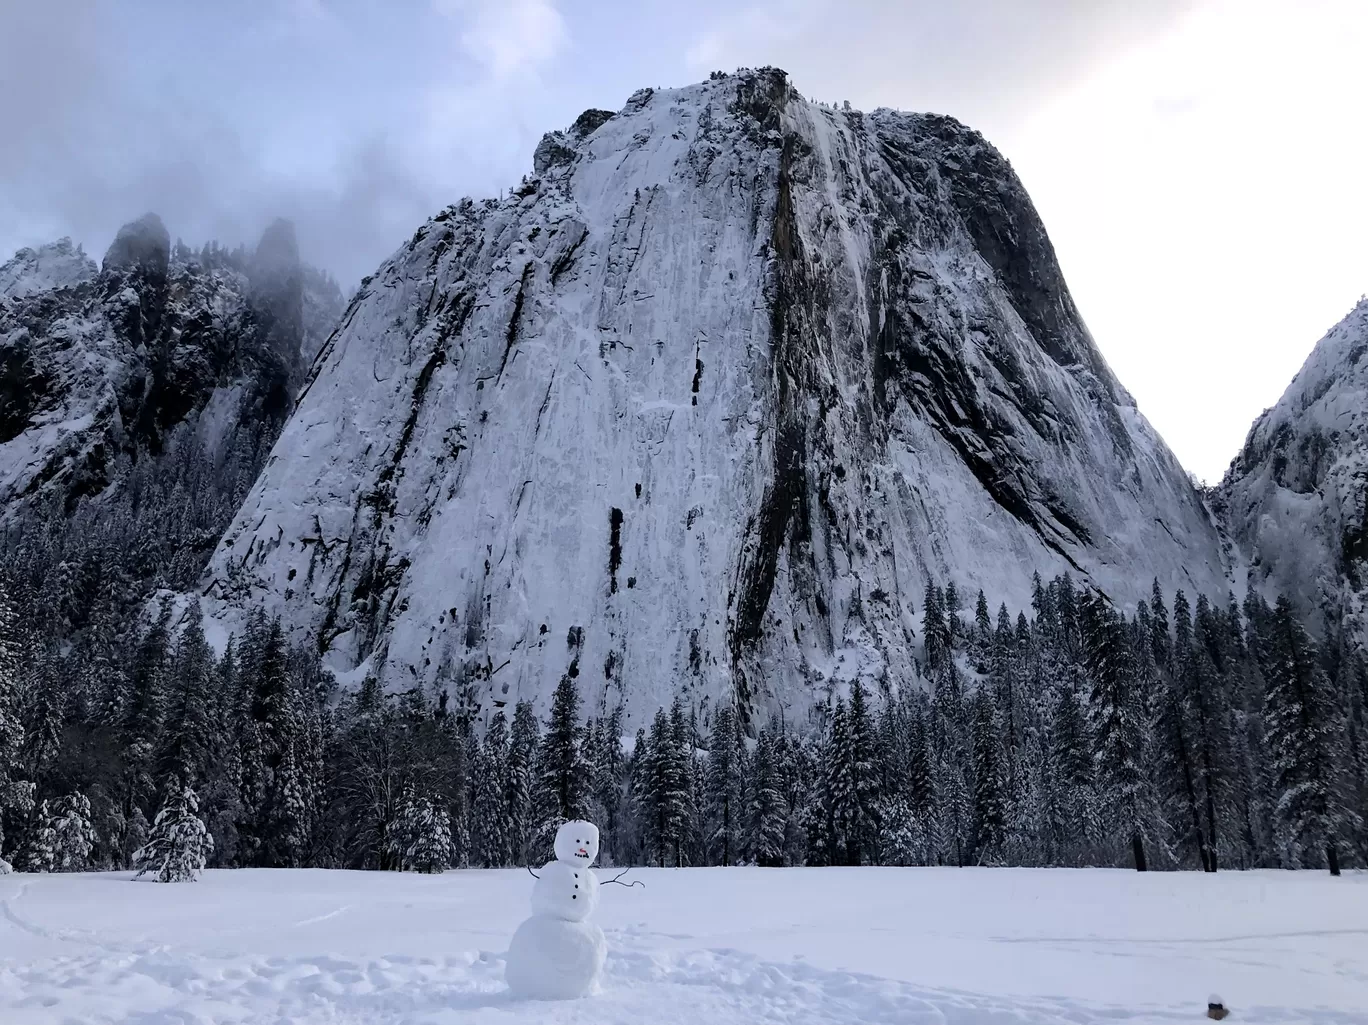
945 582 962 647
814 696 857 866
688 732 707 867
157 601 214 787
747 725 787 866
1335 649 1368 864
0 579 34 872
18 800 56 872
704 704 744 865
969 688 1007 864
51 792 96 871
392 785 453 873
931 665 970 866
133 780 214 883
1264 596 1348 874
264 740 311 867
593 706 626 863
506 700 538 864
1154 587 1209 869
622 725 651 865
973 590 993 669
122 599 172 814
641 706 690 865
847 681 881 866
668 698 699 866
904 694 935 845
1188 594 1236 871
1082 591 1156 871
472 710 511 867
1149 580 1172 676
533 675 591 858
922 582 946 672
20 646 63 784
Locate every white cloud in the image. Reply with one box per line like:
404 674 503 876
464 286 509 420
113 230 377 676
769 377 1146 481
684 0 818 72
434 0 568 79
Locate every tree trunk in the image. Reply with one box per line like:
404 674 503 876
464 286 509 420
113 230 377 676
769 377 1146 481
1132 832 1148 872
1327 842 1342 877
1175 721 1208 870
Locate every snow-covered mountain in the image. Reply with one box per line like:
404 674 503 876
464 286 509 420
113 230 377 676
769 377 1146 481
1218 298 1368 650
201 68 1230 725
0 214 343 515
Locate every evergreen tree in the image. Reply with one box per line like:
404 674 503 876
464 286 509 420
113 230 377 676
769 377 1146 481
642 707 687 865
669 698 698 866
157 601 214 787
0 580 34 871
846 681 881 865
970 688 1007 863
1188 595 1235 871
51 792 96 871
133 780 214 882
922 582 946 672
472 711 511 867
704 704 744 865
973 590 993 668
1083 592 1155 871
19 800 56 872
592 706 626 863
815 697 855 865
506 701 538 864
391 785 453 873
931 666 971 866
534 675 591 854
747 725 787 866
1264 596 1348 874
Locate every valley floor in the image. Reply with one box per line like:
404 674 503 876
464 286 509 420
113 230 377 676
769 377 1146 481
0 866 1365 1024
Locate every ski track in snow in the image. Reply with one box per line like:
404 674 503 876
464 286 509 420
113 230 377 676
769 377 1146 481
0 938 1210 1025
1 868 1366 1025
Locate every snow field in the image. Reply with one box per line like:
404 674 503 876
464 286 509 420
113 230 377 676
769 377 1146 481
0 867 1365 1024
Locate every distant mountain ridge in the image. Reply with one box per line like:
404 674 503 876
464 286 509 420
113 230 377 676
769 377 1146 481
1218 297 1368 653
0 214 343 515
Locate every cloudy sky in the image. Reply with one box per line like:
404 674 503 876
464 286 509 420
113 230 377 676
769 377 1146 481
2 0 1365 482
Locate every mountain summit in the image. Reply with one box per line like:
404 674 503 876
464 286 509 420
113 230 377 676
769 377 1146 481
201 69 1229 724
1219 297 1368 651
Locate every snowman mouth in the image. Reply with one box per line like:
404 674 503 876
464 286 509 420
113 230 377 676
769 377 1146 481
575 849 588 858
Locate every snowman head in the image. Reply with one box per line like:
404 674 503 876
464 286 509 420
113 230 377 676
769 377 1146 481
554 820 600 866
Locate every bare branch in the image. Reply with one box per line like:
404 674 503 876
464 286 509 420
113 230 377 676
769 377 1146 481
602 867 644 889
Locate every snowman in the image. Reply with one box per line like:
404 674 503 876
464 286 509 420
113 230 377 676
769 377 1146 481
505 820 607 999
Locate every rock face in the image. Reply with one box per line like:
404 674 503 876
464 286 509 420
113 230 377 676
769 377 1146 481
201 69 1229 725
0 239 97 300
0 216 344 515
1218 298 1368 649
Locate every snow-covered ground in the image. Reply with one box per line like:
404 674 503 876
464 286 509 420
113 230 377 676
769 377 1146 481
1 867 1364 1024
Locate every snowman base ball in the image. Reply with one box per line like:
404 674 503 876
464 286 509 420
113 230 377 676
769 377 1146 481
505 915 607 1000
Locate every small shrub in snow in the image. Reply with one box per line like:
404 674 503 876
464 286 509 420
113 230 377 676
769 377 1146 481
389 786 452 873
133 782 214 883
52 793 96 871
18 800 56 872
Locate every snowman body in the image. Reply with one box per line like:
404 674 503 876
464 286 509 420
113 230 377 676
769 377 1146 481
505 821 606 1000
